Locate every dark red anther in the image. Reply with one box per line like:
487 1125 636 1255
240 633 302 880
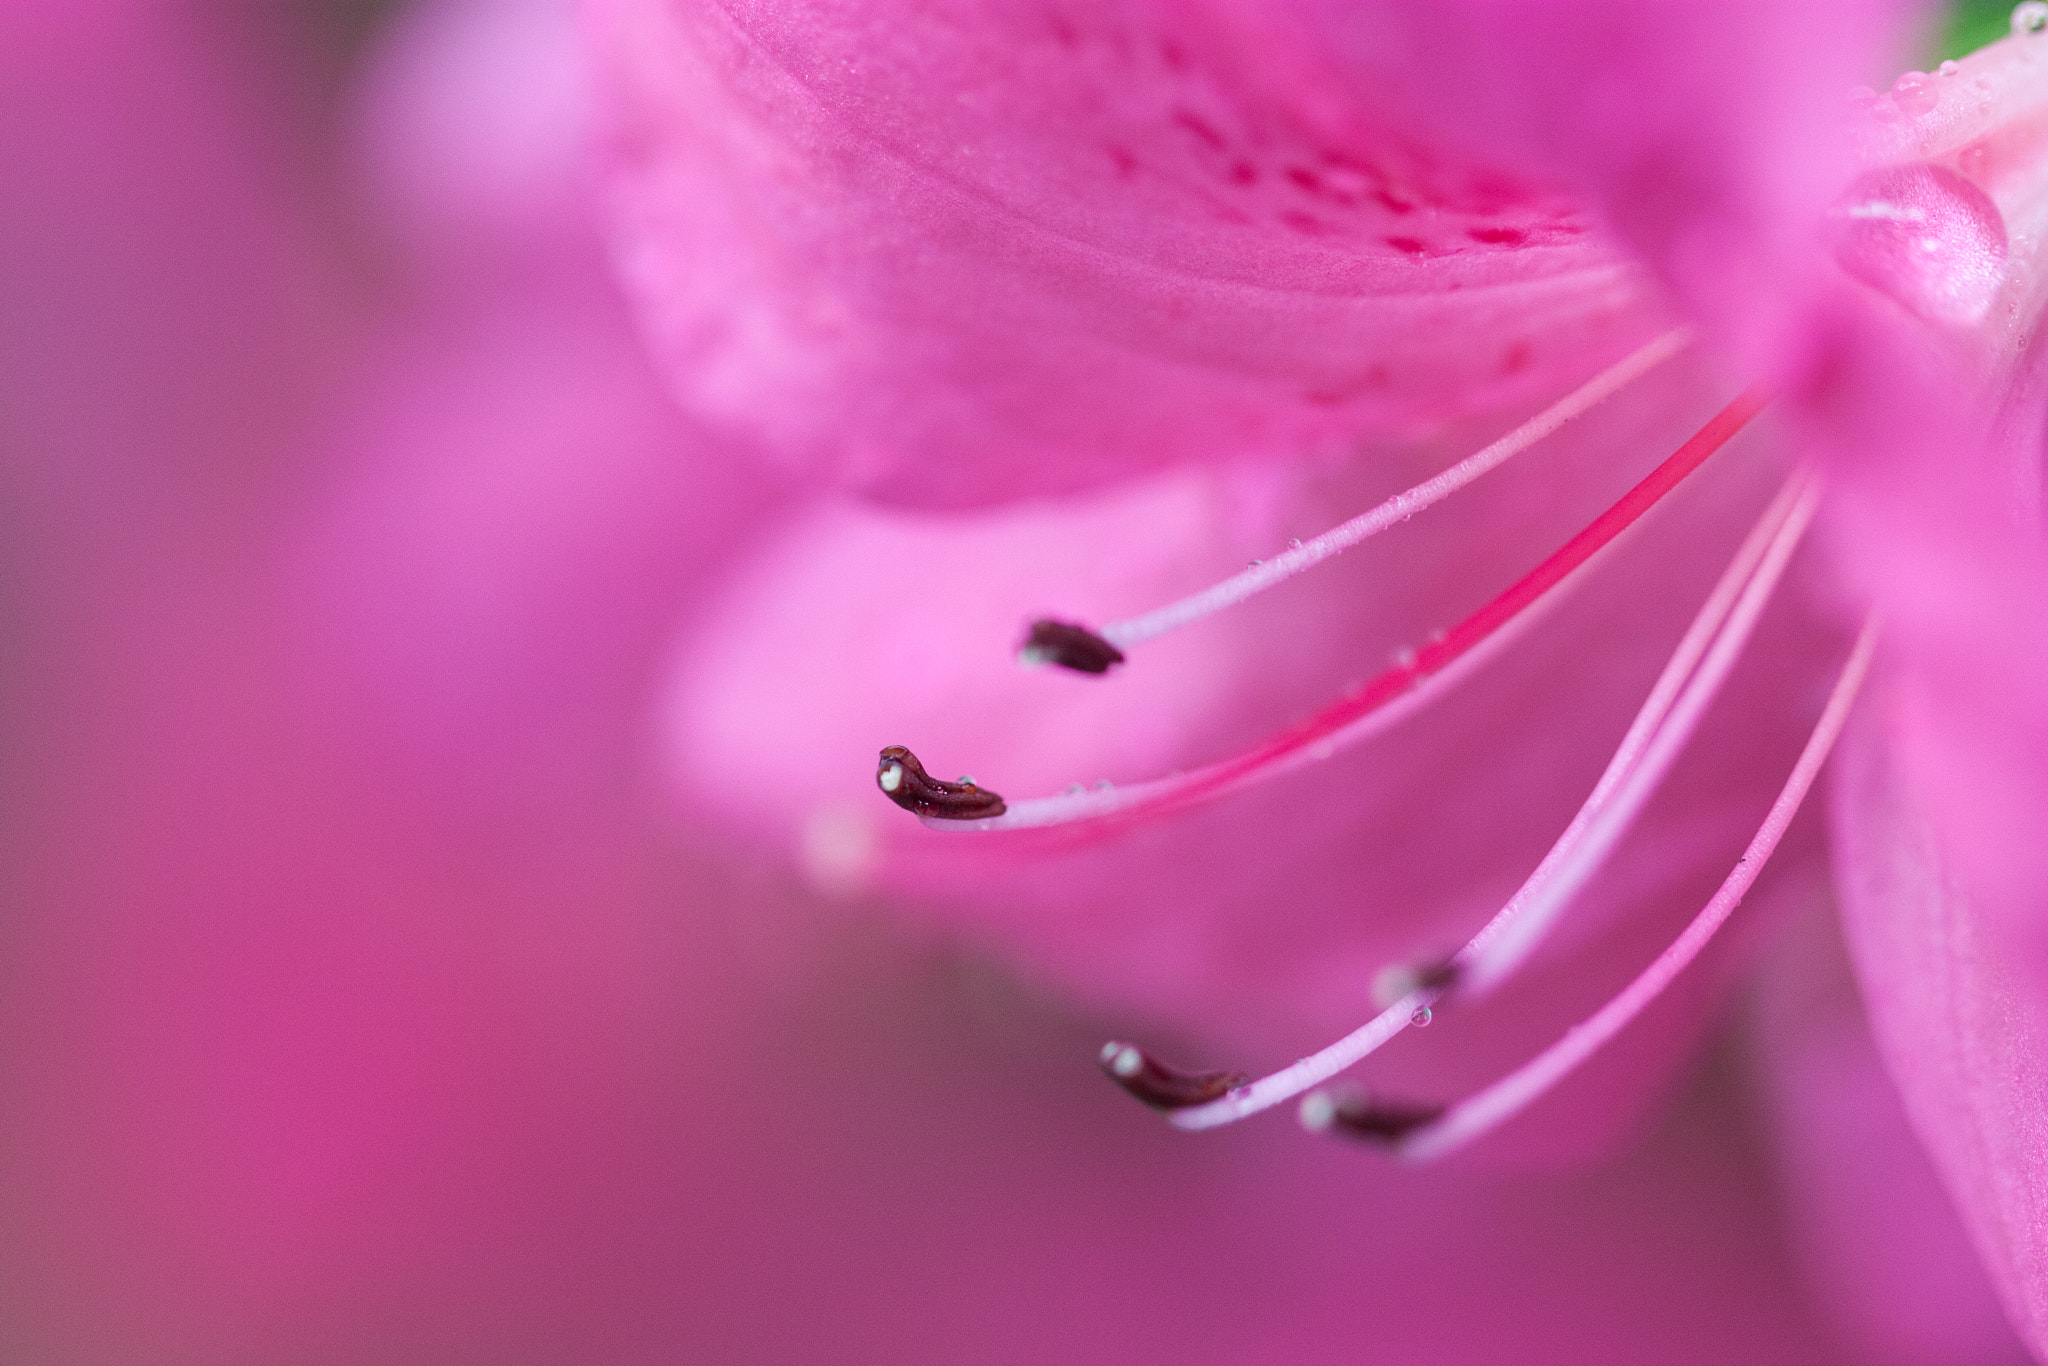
1098 1042 1247 1111
1416 957 1461 997
1020 619 1126 674
875 745 1007 819
1298 1088 1444 1144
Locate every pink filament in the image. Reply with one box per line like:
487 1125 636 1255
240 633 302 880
1451 472 1821 997
1167 472 1815 1132
1393 617 1880 1163
927 384 1774 841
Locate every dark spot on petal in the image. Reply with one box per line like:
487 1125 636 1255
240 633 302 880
1468 225 1528 246
1304 364 1391 405
1172 107 1227 151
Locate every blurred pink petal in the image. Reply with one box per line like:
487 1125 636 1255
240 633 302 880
1753 867 2031 1366
1834 697 2048 1361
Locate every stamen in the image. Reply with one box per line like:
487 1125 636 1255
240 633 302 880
1161 469 1814 1132
875 745 1007 819
1096 1042 1248 1110
901 383 1772 838
1390 617 1880 1163
1452 470 1822 998
1297 1087 1444 1143
1019 619 1126 674
1093 329 1692 654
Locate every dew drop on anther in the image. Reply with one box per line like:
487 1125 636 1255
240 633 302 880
1831 163 2007 326
2013 1 2048 36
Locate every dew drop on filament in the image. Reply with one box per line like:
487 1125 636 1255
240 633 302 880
1410 1006 1434 1028
1830 163 2007 326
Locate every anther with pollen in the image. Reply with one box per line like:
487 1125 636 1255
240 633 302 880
1298 1088 1446 1145
875 745 1007 819
1019 619 1125 674
1098 1042 1247 1111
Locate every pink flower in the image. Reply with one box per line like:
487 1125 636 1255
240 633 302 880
3 3 2042 1364
592 0 2048 1358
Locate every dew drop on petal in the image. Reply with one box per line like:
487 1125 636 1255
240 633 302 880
1831 163 2007 326
2013 1 2048 36
1890 71 1938 117
1937 60 1960 77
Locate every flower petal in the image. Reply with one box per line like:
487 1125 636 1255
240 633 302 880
585 0 1665 506
1752 870 2031 1366
1832 702 2048 1361
1302 0 1927 365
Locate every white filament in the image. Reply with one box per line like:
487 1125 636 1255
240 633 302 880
1099 329 1692 651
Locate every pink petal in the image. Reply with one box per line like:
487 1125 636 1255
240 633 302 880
1752 869 2031 1366
1832 702 2048 1361
584 0 1666 506
1301 0 1927 367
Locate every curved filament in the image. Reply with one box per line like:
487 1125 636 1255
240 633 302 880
1391 617 1879 1162
1166 471 1816 1132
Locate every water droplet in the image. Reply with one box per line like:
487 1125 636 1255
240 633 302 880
1409 1006 1433 1028
1890 70 1938 117
1065 783 1085 795
1938 59 1960 77
2014 1 2048 35
1831 163 2008 326
1094 778 1114 791
1248 559 1264 568
1287 538 1304 551
958 774 976 786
